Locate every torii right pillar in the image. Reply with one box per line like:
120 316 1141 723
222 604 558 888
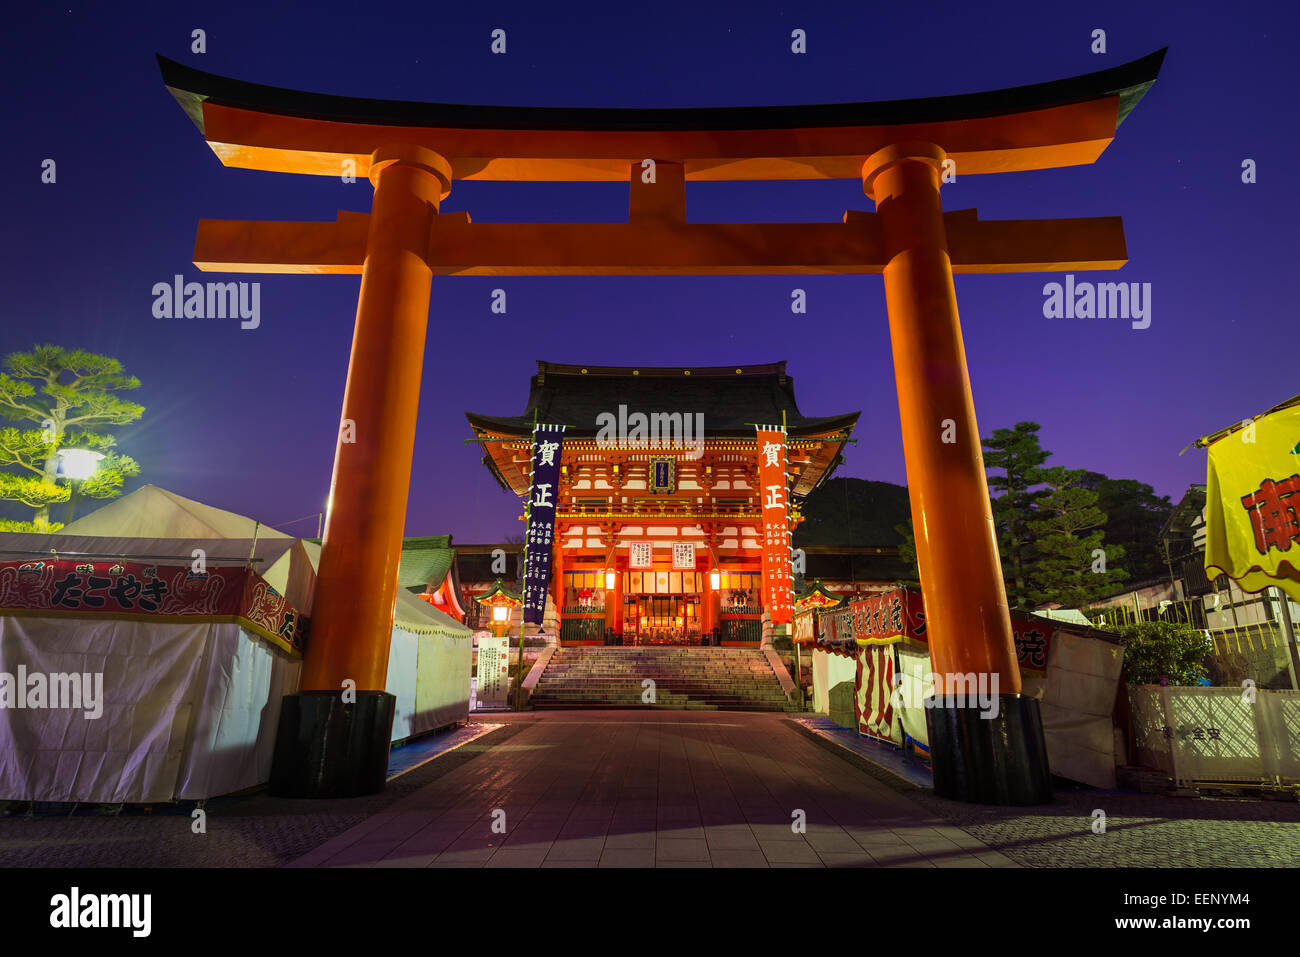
865 142 1052 805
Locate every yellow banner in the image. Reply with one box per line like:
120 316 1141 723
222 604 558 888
1204 403 1300 603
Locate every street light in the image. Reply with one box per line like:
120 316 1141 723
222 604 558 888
57 448 106 524
58 448 104 481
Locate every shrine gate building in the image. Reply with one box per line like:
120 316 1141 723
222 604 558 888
467 361 857 646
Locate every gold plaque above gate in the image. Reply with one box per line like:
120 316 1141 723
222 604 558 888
648 456 675 494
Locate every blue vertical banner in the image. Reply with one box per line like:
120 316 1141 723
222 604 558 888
523 423 566 625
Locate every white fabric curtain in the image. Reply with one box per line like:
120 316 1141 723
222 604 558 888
174 627 301 799
0 614 299 803
387 626 471 742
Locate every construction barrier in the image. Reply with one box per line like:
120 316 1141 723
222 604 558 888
1127 684 1300 786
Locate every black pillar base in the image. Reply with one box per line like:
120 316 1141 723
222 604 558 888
269 691 395 798
926 694 1052 806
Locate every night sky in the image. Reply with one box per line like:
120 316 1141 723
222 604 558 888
3 1 1295 543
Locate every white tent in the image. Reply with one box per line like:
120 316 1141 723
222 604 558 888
261 538 472 737
61 484 294 541
62 486 468 642
0 486 470 803
1033 608 1093 627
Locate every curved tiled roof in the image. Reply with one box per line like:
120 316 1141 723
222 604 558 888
397 535 455 591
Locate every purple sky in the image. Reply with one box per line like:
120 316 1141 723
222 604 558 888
3 2 1295 542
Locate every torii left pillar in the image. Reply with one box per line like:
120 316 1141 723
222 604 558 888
270 145 451 798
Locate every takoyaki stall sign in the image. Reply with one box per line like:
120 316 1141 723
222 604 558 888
0 559 305 655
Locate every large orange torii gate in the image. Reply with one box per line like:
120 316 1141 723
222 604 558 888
159 49 1164 802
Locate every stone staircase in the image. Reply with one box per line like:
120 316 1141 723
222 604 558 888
530 646 799 712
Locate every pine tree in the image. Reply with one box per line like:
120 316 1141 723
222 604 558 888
981 422 1050 609
0 346 143 531
1025 465 1128 607
897 421 1134 609
894 521 920 586
1078 472 1174 583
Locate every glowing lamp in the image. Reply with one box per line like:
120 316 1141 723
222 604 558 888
709 568 721 590
58 448 105 481
605 568 616 590
474 579 522 633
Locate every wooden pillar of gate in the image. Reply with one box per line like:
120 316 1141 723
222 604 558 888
271 145 451 798
552 534 565 643
863 142 1051 805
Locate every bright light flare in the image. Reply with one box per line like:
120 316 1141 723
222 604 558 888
58 448 104 481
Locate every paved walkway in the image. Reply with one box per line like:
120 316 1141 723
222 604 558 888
288 711 1015 868
386 722 501 780
790 715 934 787
3 710 1297 867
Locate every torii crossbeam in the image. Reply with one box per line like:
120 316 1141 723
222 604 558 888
159 49 1164 803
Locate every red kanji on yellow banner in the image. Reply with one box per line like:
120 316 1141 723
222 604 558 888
1241 474 1300 554
1204 401 1300 603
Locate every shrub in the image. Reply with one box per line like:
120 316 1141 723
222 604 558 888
1113 621 1212 686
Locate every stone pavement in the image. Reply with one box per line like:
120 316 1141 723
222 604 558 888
289 710 1011 868
289 710 1012 868
907 784 1300 868
793 722 1300 868
2 710 1298 867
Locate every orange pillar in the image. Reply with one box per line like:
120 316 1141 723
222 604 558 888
606 552 624 640
701 548 715 640
302 144 451 692
271 144 450 798
616 558 626 638
552 535 565 641
863 142 1050 804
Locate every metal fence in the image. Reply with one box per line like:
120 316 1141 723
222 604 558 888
559 618 606 643
1205 623 1295 689
719 618 760 643
1089 597 1207 630
1089 598 1296 689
